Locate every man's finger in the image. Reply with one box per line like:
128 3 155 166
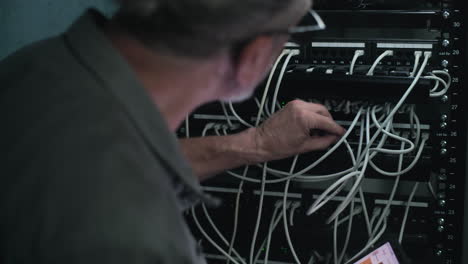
305 103 333 118
309 114 346 136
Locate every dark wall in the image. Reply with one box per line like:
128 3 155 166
0 0 117 60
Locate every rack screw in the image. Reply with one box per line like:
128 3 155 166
437 218 446 225
438 200 446 207
442 39 450 47
440 140 447 147
442 11 451 19
441 60 449 68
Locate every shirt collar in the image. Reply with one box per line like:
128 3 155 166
64 9 216 206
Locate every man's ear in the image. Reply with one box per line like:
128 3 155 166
233 36 279 90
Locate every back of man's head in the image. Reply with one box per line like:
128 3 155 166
113 0 309 58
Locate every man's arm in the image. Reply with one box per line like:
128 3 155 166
179 128 259 181
180 100 346 181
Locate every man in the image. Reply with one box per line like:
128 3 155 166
0 0 345 263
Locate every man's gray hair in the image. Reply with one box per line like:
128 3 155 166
114 0 302 58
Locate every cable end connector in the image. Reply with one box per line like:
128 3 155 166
355 50 365 56
422 132 430 140
275 200 292 208
292 201 301 208
291 49 301 56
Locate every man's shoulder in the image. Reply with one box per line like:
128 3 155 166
0 35 97 92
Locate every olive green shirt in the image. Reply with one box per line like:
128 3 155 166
0 9 210 264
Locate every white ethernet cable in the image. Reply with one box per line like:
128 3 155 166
318 110 372 223
221 102 234 128
199 124 247 264
263 98 273 118
369 136 427 177
410 51 423 77
270 50 300 114
398 182 420 244
322 111 373 223
289 201 301 226
349 50 365 75
334 126 361 264
368 105 387 129
200 126 247 264
311 139 358 214
355 51 431 166
201 123 216 137
356 115 365 160
369 107 415 155
228 101 253 128
369 207 383 229
370 142 405 239
264 201 285 264
255 50 291 125
358 188 372 237
427 181 437 200
337 199 356 264
367 107 426 177
427 71 452 97
310 251 325 264
410 106 421 147
433 70 452 87
201 204 245 262
345 211 390 264
362 115 393 164
367 50 394 76
426 75 448 92
228 49 292 128
355 115 373 238
319 108 390 228
191 207 244 264
344 139 357 165
283 155 301 264
253 201 289 264
305 111 367 220
429 70 451 92
336 206 363 228
249 163 268 264
276 101 283 111
227 176 246 264
334 215 339 264
430 77 441 93
306 171 361 215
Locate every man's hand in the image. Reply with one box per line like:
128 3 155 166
180 100 345 180
250 99 346 163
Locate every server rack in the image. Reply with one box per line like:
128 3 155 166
182 1 468 263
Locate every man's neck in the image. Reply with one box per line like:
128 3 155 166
104 27 227 131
